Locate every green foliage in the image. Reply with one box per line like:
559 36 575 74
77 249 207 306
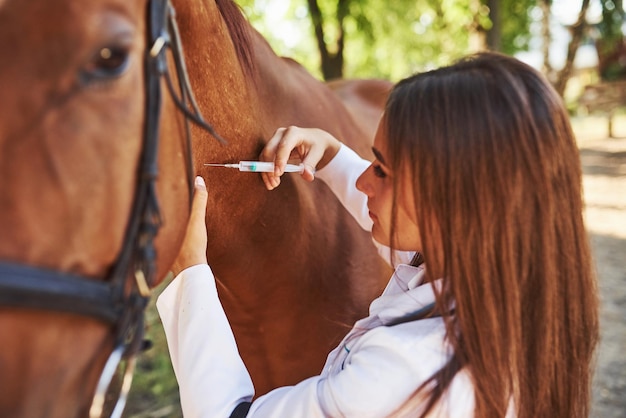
237 0 534 81
499 0 535 54
343 0 472 80
598 0 624 43
594 0 626 81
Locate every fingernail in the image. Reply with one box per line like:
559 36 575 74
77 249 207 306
195 176 205 186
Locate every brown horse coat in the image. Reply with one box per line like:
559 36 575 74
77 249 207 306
172 0 393 395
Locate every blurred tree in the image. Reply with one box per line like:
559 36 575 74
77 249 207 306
479 0 534 53
237 0 535 81
498 0 534 54
307 0 348 79
540 0 552 78
594 0 626 81
486 0 502 50
553 0 591 96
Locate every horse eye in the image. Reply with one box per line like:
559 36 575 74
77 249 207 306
81 46 130 84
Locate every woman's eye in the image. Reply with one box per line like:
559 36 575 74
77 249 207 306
373 164 387 179
80 46 130 84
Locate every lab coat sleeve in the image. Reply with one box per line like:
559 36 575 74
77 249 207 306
156 264 254 418
315 144 415 267
158 268 466 417
315 143 372 231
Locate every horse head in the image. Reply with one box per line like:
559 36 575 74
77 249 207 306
0 0 209 416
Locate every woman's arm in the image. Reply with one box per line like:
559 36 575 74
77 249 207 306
157 264 254 417
314 143 373 231
157 177 253 416
158 267 454 417
260 127 414 267
156 176 437 417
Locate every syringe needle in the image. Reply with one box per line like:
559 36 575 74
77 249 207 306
204 163 240 169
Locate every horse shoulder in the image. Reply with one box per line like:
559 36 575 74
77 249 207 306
270 58 388 158
326 78 394 146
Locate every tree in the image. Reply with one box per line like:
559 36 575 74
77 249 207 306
238 0 535 81
471 0 534 54
307 0 535 80
498 0 534 55
486 0 502 51
553 0 591 97
539 0 552 78
594 0 626 81
307 0 349 80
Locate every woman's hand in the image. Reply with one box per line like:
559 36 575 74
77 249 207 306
260 126 341 190
171 176 209 277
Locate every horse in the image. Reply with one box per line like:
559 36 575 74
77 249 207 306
172 0 393 395
0 0 205 416
326 78 394 145
0 0 391 415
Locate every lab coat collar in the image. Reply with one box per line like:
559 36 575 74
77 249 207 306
369 264 441 326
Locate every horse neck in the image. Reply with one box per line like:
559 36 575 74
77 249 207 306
171 0 379 275
171 0 256 152
172 0 361 156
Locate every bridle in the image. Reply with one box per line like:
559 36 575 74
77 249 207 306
0 0 225 417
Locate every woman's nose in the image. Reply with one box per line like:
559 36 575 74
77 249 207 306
356 165 374 197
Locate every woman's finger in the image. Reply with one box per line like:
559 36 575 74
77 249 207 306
171 176 209 275
260 126 336 190
190 176 208 224
273 126 308 176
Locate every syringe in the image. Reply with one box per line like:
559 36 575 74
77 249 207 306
204 161 304 173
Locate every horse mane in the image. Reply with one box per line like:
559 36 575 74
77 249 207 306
215 0 255 77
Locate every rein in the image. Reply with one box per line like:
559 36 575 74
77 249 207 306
0 1 225 417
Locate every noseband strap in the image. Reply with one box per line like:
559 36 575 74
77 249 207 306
0 263 120 322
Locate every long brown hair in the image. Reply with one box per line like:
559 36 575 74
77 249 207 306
385 52 599 417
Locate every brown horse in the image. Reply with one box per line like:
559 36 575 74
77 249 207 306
173 0 393 395
0 1 195 416
0 0 390 415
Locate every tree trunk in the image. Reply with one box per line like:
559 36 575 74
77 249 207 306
486 0 502 51
307 0 348 80
553 0 590 96
540 0 553 80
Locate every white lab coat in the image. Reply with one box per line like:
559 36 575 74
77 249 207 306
157 145 476 417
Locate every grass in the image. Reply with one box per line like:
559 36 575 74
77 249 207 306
123 280 182 418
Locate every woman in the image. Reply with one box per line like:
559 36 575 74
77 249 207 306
157 52 598 417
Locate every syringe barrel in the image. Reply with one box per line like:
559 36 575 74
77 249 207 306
238 161 275 172
238 161 304 173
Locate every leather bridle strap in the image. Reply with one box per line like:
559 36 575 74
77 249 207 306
0 263 119 323
158 1 227 201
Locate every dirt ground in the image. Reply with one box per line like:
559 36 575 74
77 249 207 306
574 115 626 418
